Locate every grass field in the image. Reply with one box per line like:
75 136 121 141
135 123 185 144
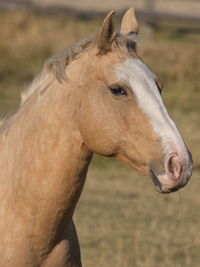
0 10 200 267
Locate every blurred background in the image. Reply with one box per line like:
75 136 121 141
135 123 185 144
0 0 200 266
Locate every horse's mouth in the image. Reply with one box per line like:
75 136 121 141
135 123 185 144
149 152 193 194
150 169 181 194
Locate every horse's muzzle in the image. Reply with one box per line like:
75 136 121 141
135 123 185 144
150 152 193 194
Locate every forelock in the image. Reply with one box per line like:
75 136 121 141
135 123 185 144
114 32 139 53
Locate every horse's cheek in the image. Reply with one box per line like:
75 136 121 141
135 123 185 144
78 103 119 156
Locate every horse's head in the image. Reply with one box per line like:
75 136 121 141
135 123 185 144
70 8 193 193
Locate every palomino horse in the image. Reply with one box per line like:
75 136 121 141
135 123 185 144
0 8 193 267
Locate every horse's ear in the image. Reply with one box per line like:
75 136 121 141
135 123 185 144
120 7 139 35
96 11 115 54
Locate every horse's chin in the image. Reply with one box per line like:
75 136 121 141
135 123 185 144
150 169 183 194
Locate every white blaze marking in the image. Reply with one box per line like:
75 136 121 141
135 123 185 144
117 58 188 158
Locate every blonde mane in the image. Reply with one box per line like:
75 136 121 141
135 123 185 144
0 32 138 129
21 33 138 105
21 35 95 105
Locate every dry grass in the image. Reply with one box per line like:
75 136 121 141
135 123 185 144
76 163 200 267
0 10 200 267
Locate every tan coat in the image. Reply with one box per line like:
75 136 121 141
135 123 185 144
0 8 192 266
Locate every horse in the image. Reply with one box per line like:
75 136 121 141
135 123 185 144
0 7 193 267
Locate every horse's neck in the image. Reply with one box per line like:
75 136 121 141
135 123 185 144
0 81 92 248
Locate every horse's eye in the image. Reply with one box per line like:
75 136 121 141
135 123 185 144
109 86 128 96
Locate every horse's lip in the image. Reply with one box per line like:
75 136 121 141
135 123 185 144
150 169 179 194
150 169 163 193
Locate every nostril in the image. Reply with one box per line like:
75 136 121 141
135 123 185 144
168 156 174 174
165 154 182 180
